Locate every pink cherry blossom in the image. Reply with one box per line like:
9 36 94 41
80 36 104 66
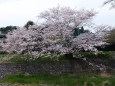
1 6 108 59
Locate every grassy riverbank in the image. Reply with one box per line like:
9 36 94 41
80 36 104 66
0 72 115 86
0 52 115 86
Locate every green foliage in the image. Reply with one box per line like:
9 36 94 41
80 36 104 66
0 72 115 86
24 21 35 29
74 51 111 59
73 27 80 36
0 26 17 34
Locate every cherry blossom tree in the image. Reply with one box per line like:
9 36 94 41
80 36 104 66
1 25 45 57
72 33 107 52
1 6 108 59
38 6 98 54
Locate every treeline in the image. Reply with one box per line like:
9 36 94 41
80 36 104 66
0 26 17 34
0 21 35 34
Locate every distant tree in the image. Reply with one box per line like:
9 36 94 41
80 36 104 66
80 26 84 33
106 29 115 45
96 28 115 51
0 26 17 34
73 27 80 37
24 21 35 29
73 26 90 37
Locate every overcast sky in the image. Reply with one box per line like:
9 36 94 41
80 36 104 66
0 0 115 27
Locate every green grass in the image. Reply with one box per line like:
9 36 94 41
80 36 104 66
74 51 115 61
0 54 62 63
0 54 27 63
0 72 115 86
0 51 114 63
